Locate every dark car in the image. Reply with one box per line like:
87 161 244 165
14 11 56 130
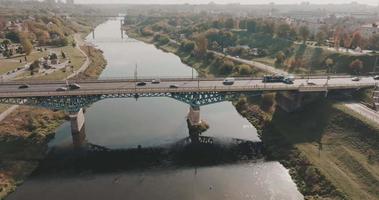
151 79 161 84
136 82 147 86
169 84 179 88
18 84 29 89
69 83 81 90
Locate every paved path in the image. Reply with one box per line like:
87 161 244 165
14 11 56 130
209 50 288 75
343 102 379 126
66 33 91 79
0 105 18 122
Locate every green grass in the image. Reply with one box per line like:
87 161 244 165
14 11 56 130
0 104 10 113
16 45 86 80
268 100 379 200
0 51 48 75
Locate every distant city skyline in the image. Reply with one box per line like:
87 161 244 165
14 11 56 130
73 0 379 6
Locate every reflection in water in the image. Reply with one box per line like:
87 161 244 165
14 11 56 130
7 20 303 200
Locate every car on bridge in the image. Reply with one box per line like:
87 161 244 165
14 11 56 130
69 83 81 90
374 75 379 80
18 84 29 89
263 75 294 84
151 79 160 84
351 77 361 81
56 87 68 91
223 77 235 85
170 84 179 88
136 82 147 86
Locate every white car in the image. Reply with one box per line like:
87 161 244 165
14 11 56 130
351 77 360 81
223 77 235 85
56 87 68 91
151 79 161 84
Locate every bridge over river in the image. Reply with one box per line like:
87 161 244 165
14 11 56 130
0 75 377 145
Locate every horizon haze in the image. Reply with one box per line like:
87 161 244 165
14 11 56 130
74 0 379 6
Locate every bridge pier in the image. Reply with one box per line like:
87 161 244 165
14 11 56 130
70 108 86 148
187 106 209 142
120 20 124 39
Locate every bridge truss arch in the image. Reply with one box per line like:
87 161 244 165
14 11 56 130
0 91 263 112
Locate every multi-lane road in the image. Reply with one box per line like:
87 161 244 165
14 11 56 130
0 76 377 98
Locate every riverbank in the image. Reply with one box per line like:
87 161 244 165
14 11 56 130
126 28 379 199
0 35 107 200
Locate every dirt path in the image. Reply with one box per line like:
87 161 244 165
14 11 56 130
344 102 379 126
66 34 91 79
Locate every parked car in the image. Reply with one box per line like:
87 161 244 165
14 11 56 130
223 77 235 85
169 84 179 88
151 79 160 84
136 82 147 86
373 75 379 80
18 84 29 89
351 77 361 81
69 83 81 90
56 87 68 91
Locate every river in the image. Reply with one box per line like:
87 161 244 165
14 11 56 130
7 20 303 200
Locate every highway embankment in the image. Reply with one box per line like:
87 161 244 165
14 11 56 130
126 29 379 200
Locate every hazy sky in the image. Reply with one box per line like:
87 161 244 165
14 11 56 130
75 0 379 5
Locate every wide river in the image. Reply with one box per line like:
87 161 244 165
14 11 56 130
7 20 303 200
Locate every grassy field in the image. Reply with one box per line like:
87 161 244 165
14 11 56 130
16 45 86 80
0 51 48 75
268 100 379 200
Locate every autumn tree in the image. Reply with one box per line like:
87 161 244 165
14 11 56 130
350 59 363 75
225 18 234 29
315 31 326 45
275 51 286 67
368 34 379 51
298 26 310 43
19 32 33 55
246 19 257 33
342 33 351 51
29 60 40 75
325 58 334 73
238 64 252 75
195 33 208 57
1 39 10 49
276 23 291 38
0 17 6 32
350 31 363 49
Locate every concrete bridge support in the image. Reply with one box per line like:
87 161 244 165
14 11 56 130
70 108 86 148
276 91 322 112
188 105 201 126
187 106 209 142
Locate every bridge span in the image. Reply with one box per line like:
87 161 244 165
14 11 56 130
0 75 377 144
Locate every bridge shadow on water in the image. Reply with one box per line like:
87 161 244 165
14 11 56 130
31 136 264 178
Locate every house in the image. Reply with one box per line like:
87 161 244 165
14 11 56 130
359 23 379 39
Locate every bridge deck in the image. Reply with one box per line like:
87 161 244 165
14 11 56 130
0 76 377 98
